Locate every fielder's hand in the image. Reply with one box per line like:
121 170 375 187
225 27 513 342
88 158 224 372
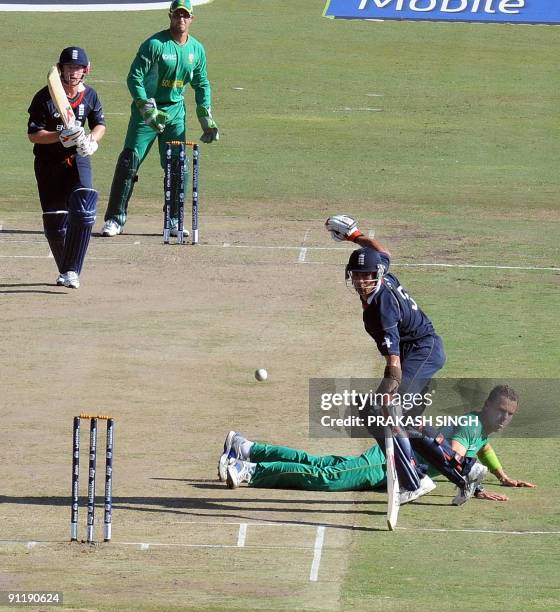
59 125 85 148
137 98 167 133
499 474 536 488
197 106 219 143
76 134 98 157
325 214 363 242
475 489 509 502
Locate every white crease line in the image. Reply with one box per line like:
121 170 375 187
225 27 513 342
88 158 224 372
3 238 558 272
237 523 248 547
395 262 560 272
368 230 375 238
334 108 383 112
401 527 560 536
297 228 311 263
166 521 560 537
309 526 325 582
2 539 322 551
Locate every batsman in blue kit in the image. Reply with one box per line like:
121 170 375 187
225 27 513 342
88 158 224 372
326 215 447 502
27 47 105 289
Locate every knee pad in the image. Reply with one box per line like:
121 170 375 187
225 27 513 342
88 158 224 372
68 188 98 226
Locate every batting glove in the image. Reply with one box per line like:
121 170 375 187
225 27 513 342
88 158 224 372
76 134 99 157
59 125 85 148
325 214 363 242
197 106 219 143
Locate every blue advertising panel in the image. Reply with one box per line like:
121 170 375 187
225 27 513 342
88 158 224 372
324 0 560 25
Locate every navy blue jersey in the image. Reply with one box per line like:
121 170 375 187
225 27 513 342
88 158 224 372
362 254 436 356
27 85 105 163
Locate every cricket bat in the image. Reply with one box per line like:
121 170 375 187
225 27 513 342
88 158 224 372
47 65 76 128
384 428 400 531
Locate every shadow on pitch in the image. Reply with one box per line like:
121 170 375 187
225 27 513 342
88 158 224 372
0 229 44 235
0 493 387 531
0 283 66 295
92 231 162 238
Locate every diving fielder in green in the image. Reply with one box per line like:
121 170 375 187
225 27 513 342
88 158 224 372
102 0 219 237
218 386 535 504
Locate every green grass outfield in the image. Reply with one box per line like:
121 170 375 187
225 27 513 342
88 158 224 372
2 0 559 609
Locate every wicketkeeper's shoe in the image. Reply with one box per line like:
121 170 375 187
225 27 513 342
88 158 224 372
56 273 66 286
218 431 253 481
170 226 190 239
101 220 122 237
399 475 436 505
226 460 256 489
63 271 80 289
452 462 488 506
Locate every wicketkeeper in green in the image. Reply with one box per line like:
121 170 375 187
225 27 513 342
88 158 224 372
102 0 218 237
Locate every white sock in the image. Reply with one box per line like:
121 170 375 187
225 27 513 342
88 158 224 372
240 439 254 460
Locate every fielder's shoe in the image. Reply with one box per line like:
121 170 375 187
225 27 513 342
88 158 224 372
452 462 488 506
56 273 66 286
101 220 122 237
218 431 252 481
226 460 256 489
399 475 436 505
63 271 80 289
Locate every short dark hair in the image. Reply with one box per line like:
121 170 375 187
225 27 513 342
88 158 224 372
485 384 519 406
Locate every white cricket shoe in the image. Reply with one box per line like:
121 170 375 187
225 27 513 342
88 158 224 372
63 271 80 289
218 431 252 481
399 475 436 505
102 220 122 237
226 460 256 489
56 273 66 286
452 462 488 506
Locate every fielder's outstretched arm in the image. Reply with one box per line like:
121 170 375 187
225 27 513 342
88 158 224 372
477 443 536 488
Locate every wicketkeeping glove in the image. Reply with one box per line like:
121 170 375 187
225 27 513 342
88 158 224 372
136 98 168 133
325 214 363 242
196 106 219 143
59 125 85 148
76 134 98 157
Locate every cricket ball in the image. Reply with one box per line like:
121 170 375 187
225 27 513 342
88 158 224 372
255 368 268 381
